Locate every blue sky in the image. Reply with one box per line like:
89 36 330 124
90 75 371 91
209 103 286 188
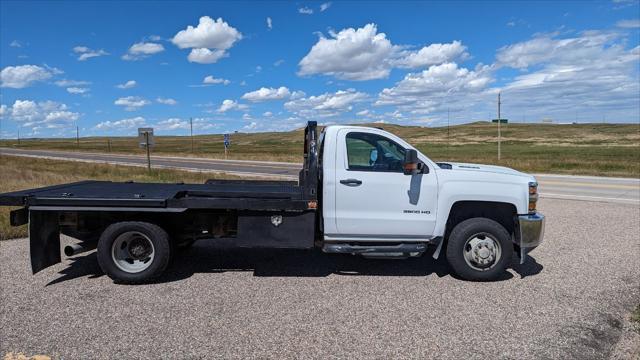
1 0 639 138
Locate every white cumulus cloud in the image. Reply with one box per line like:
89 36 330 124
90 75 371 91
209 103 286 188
320 2 332 12
116 80 137 89
67 87 89 94
616 19 640 28
267 17 273 30
241 86 291 102
298 24 394 80
172 16 242 64
285 89 368 117
122 42 165 61
217 99 247 113
1 65 57 88
94 116 146 131
114 96 151 111
188 48 227 64
395 40 469 68
156 97 177 105
4 100 80 129
375 62 493 115
55 79 90 87
298 7 314 15
155 118 189 131
299 23 467 81
73 46 109 61
203 75 230 85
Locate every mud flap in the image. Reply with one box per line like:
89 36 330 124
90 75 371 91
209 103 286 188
29 210 61 274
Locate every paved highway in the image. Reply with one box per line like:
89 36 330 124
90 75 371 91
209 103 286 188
1 147 638 205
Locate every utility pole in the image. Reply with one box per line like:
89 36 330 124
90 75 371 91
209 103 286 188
107 139 112 153
76 125 80 149
447 107 450 157
497 92 501 161
190 117 194 153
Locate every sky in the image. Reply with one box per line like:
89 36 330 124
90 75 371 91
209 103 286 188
0 0 639 138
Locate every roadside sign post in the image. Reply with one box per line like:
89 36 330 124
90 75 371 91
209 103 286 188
138 128 155 172
107 139 112 153
224 134 230 160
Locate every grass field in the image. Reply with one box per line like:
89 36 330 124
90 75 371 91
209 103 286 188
1 122 639 176
0 155 242 240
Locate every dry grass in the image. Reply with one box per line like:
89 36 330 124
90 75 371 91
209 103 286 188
0 155 243 240
1 122 638 176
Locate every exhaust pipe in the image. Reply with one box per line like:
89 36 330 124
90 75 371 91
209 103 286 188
64 243 97 257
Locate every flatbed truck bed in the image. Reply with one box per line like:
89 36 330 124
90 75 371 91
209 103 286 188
0 179 309 210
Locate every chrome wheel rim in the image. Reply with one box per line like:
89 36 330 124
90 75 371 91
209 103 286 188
463 232 502 271
111 231 155 273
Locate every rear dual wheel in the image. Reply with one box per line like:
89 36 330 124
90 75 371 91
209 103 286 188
97 221 171 284
446 217 512 281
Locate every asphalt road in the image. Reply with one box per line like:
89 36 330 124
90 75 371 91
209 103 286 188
1 198 639 359
1 147 639 205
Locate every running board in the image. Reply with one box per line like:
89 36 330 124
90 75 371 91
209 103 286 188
322 243 427 258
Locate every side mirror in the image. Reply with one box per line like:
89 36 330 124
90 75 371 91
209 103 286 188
403 149 420 175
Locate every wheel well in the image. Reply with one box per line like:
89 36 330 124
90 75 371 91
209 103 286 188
445 201 517 240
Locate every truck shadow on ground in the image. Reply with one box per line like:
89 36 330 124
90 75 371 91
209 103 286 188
48 240 543 286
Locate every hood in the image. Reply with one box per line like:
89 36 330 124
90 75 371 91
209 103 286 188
437 161 530 178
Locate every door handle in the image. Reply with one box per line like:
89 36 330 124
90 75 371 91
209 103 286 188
340 178 362 186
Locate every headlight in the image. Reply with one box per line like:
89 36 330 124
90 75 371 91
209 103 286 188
528 182 538 213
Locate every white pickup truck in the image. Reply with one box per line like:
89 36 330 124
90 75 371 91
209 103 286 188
0 121 545 283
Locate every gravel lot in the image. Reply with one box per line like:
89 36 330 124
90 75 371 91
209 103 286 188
1 198 639 359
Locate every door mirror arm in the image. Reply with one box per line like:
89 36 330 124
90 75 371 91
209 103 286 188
417 162 429 174
403 149 424 175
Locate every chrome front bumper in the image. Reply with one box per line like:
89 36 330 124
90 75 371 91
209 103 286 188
516 212 545 264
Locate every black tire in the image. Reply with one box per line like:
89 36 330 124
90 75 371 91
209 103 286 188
97 221 171 284
446 217 512 281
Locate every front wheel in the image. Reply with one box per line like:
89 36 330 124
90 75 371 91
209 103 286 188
97 221 171 284
446 217 512 281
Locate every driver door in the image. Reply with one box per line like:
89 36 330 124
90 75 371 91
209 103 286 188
333 129 436 238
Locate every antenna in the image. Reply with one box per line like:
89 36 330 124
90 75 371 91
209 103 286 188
497 92 501 161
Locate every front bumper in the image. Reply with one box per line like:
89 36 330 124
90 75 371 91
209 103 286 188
516 212 545 264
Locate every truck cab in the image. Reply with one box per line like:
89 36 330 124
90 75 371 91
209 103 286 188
319 124 545 280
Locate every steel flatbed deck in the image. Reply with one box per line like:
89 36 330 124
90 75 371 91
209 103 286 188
0 179 310 211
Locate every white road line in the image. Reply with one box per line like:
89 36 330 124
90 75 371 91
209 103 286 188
534 173 640 182
540 192 640 204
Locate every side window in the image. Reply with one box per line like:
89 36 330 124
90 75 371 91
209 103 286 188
346 132 406 172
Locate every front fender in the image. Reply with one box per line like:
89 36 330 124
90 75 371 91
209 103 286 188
433 180 527 237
